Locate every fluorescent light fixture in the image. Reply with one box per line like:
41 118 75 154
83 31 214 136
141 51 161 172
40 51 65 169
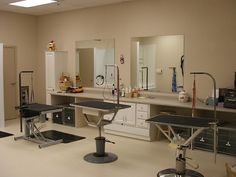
10 0 57 8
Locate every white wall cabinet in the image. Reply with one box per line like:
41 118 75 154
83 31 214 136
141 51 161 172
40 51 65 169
45 51 68 93
104 101 156 141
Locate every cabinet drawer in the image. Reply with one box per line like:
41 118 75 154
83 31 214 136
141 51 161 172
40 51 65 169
136 104 148 112
52 112 63 124
218 145 236 156
136 119 148 129
137 111 148 120
63 107 75 126
64 114 75 126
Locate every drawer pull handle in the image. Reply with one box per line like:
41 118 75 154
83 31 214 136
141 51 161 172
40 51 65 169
226 141 231 147
200 137 205 142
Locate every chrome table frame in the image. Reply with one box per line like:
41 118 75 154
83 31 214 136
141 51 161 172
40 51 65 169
14 103 63 148
146 115 218 161
71 100 130 163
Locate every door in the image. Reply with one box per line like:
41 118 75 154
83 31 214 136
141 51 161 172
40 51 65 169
3 46 18 120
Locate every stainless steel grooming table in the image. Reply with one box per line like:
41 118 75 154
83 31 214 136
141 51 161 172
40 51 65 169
71 100 130 163
14 103 63 148
146 115 218 161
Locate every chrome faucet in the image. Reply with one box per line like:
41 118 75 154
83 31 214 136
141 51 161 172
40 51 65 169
105 64 120 105
190 72 217 121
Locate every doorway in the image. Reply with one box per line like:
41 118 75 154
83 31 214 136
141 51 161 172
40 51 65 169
3 46 18 120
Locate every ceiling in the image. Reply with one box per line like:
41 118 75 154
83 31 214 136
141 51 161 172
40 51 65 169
0 0 136 16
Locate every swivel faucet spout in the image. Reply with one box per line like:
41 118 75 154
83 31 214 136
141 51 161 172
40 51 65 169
190 72 217 121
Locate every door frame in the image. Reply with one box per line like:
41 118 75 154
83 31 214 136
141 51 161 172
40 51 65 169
3 45 18 121
0 43 4 127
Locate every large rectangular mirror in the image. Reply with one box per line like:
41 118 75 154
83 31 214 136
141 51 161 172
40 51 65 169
75 39 115 87
131 35 184 93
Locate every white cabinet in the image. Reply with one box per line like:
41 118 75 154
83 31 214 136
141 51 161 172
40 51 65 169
136 103 149 129
113 102 136 126
104 101 136 126
104 101 156 141
45 51 68 92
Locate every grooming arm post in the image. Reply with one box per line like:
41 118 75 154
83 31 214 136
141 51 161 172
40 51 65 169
18 71 34 132
190 72 217 162
183 128 206 146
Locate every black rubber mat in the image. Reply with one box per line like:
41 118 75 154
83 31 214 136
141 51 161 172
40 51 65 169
41 130 85 143
0 131 13 138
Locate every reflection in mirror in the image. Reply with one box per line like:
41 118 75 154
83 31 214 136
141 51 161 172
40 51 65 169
131 35 184 93
75 39 115 87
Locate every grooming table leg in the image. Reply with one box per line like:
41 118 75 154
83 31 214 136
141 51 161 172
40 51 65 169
15 116 63 148
38 139 63 148
183 128 206 146
155 124 173 142
84 116 118 164
14 119 33 141
14 136 24 141
212 123 218 163
84 138 118 164
168 126 182 142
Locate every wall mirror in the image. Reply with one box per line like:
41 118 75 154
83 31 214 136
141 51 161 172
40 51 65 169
131 35 185 93
75 39 115 87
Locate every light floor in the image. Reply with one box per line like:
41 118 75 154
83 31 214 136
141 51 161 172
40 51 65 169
0 119 235 177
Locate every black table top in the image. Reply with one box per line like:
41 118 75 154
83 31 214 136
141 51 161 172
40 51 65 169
146 115 215 128
21 103 62 117
71 101 130 111
21 103 62 112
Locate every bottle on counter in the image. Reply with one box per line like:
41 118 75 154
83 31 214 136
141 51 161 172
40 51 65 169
120 83 125 97
112 84 115 96
125 86 132 98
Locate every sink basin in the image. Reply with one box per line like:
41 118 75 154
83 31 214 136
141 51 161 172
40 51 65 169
138 96 146 99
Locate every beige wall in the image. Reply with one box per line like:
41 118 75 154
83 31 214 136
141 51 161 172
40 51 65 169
36 0 236 103
0 11 37 102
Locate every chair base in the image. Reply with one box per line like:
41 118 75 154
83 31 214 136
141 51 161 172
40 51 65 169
157 168 204 177
84 152 118 164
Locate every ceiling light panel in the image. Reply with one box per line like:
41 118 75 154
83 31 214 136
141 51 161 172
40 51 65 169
10 0 57 8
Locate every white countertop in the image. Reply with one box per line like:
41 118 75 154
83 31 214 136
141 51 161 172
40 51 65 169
49 89 236 114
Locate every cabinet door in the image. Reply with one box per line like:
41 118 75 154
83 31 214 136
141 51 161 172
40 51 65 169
117 102 136 126
104 111 123 124
103 100 122 123
104 101 136 126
